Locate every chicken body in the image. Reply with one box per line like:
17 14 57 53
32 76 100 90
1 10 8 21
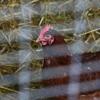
42 35 71 100
36 25 100 100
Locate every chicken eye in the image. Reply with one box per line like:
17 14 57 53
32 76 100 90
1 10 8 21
45 34 52 38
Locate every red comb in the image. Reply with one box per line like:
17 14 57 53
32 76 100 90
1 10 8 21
36 25 54 45
39 25 53 37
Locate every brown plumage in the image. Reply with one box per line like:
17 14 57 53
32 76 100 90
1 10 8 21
42 35 71 100
36 25 100 100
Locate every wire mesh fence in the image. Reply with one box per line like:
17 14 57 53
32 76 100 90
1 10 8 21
0 0 100 100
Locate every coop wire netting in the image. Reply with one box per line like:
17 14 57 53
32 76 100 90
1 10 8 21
0 0 100 100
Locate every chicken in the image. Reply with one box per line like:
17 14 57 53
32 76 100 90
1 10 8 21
36 25 100 100
36 25 71 100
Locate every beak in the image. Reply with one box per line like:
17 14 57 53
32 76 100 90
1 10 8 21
36 38 40 43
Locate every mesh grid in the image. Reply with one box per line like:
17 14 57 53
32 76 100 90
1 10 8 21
0 0 100 100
